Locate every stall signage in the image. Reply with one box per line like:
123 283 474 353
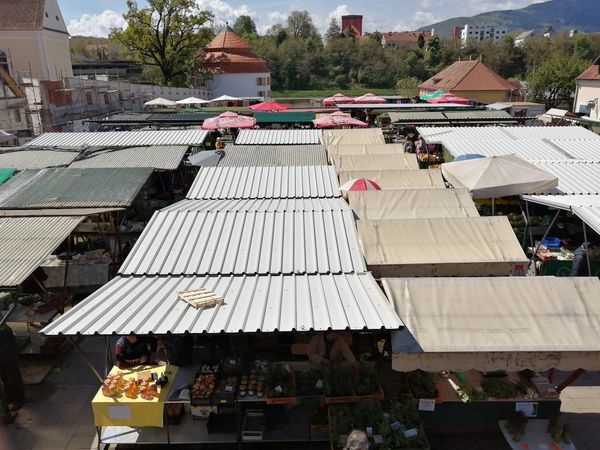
108 405 132 420
418 398 436 412
366 427 373 436
315 379 324 389
515 402 538 417
390 421 402 430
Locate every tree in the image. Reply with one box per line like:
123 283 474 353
325 18 341 43
425 35 441 72
527 52 587 108
417 33 425 49
111 0 213 86
232 15 257 36
286 10 318 39
396 77 420 97
267 24 288 45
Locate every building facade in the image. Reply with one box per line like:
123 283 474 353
381 31 431 49
461 24 508 45
574 61 600 121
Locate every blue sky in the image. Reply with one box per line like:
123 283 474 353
60 0 548 37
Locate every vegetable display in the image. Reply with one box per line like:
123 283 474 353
408 370 437 399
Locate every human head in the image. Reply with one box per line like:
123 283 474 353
125 334 138 344
344 429 369 450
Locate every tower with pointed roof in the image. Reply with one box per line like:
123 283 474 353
201 25 271 99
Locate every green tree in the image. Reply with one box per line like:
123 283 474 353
527 52 587 108
425 35 441 72
232 15 257 36
286 10 318 39
417 33 425 49
325 18 341 43
396 77 420 97
110 0 213 86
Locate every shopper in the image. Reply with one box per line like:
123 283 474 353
0 324 25 411
115 334 157 369
344 429 369 450
570 242 592 276
307 331 357 368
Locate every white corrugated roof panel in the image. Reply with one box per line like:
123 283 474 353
25 130 208 148
442 139 570 160
418 126 600 143
218 144 327 167
68 146 188 170
163 198 351 213
41 273 402 335
0 216 83 287
573 206 600 237
523 194 600 209
543 139 600 160
235 129 322 145
119 208 366 276
187 166 340 199
0 148 79 170
531 161 600 194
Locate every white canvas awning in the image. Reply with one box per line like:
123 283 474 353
326 144 404 156
321 129 385 146
348 189 479 220
211 95 240 102
144 97 177 107
331 154 419 171
357 217 528 277
338 170 446 190
176 96 209 105
383 277 600 371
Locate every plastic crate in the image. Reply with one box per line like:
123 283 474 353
543 237 561 248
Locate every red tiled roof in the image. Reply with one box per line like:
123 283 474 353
577 65 600 81
206 28 253 51
383 31 431 43
418 60 515 92
0 0 44 31
204 27 269 74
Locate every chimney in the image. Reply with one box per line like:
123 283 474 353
342 15 363 36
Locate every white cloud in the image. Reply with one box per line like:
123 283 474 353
195 0 257 25
394 11 442 31
67 10 126 37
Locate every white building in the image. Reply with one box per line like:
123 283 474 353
461 24 508 45
514 30 535 47
201 26 271 99
574 60 600 121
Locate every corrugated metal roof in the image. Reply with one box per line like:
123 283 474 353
118 208 366 276
442 139 572 160
68 146 188 170
147 113 214 123
163 198 351 213
25 130 208 148
523 194 600 209
418 126 600 142
235 129 322 145
573 206 600 236
443 110 513 120
0 216 83 287
0 148 80 169
218 144 327 167
388 112 447 123
94 113 153 123
0 168 152 209
40 273 402 335
187 166 341 199
531 161 600 194
542 139 600 160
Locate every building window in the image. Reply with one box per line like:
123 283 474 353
85 90 93 105
13 110 21 123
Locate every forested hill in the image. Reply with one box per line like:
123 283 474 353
419 0 600 36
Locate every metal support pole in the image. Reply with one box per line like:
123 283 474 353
68 337 104 383
583 222 592 276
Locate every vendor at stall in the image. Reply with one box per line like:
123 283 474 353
307 331 357 368
115 334 157 369
344 430 369 450
571 242 592 276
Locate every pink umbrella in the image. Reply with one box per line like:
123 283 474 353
353 93 387 104
312 111 368 129
248 101 289 111
322 93 355 106
340 178 381 192
426 93 471 105
201 111 257 130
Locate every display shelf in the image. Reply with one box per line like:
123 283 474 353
168 414 237 444
99 425 168 445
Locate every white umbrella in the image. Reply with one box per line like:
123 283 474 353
144 97 177 107
211 95 240 103
176 96 210 105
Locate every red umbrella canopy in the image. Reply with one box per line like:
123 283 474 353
248 101 289 111
312 111 369 129
340 178 382 192
426 93 471 105
201 111 257 130
353 93 387 104
322 93 355 106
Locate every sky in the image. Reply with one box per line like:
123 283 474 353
61 0 549 38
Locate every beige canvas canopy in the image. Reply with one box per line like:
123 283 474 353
327 144 404 156
331 154 419 171
322 128 386 146
357 216 527 277
383 277 600 371
349 189 479 220
338 170 445 189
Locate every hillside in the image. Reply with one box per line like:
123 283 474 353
419 0 600 36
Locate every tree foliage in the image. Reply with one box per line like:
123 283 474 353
286 10 318 39
110 0 213 87
232 15 257 37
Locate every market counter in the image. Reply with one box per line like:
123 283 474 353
92 365 178 428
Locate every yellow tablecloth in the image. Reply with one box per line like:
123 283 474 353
92 365 178 428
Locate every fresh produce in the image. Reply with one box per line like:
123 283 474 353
458 382 487 401
353 362 378 396
481 377 519 399
324 367 354 397
213 376 238 396
192 373 216 400
505 411 528 442
408 370 437 399
295 369 324 397
165 403 184 422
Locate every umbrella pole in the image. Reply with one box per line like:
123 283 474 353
492 198 495 215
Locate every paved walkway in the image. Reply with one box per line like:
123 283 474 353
2 337 599 450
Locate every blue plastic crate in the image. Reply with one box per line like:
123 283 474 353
543 237 561 248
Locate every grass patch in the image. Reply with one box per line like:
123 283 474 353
272 88 399 98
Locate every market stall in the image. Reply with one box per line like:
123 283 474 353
326 143 405 157
331 154 419 172
338 170 446 190
356 217 528 277
321 128 386 146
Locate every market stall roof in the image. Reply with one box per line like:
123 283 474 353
201 111 256 130
253 111 315 124
439 138 571 161
175 96 210 105
418 126 600 142
321 128 386 146
388 112 447 123
0 216 84 287
211 95 241 102
187 166 340 199
0 129 16 143
383 276 600 371
0 167 152 209
25 130 208 148
338 170 446 190
326 144 404 156
389 110 515 124
162 197 351 213
68 146 188 170
338 103 473 111
0 148 80 170
522 194 600 209
313 112 369 129
331 154 419 171
144 97 176 107
118 207 366 276
217 144 327 167
357 217 528 277
0 168 16 185
235 129 322 145
529 160 600 194
348 189 479 220
40 272 402 336
0 207 124 217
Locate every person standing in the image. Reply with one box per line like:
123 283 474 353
0 324 25 412
115 334 157 369
571 242 592 276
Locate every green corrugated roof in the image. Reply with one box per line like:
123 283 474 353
253 111 315 123
0 168 16 186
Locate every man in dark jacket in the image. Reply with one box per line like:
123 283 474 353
571 242 592 276
0 325 25 411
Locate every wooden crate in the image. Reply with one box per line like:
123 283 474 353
242 409 265 441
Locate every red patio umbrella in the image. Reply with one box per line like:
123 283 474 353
312 111 369 129
340 178 382 192
322 93 355 106
248 101 289 111
426 93 471 105
201 111 257 130
353 93 387 104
